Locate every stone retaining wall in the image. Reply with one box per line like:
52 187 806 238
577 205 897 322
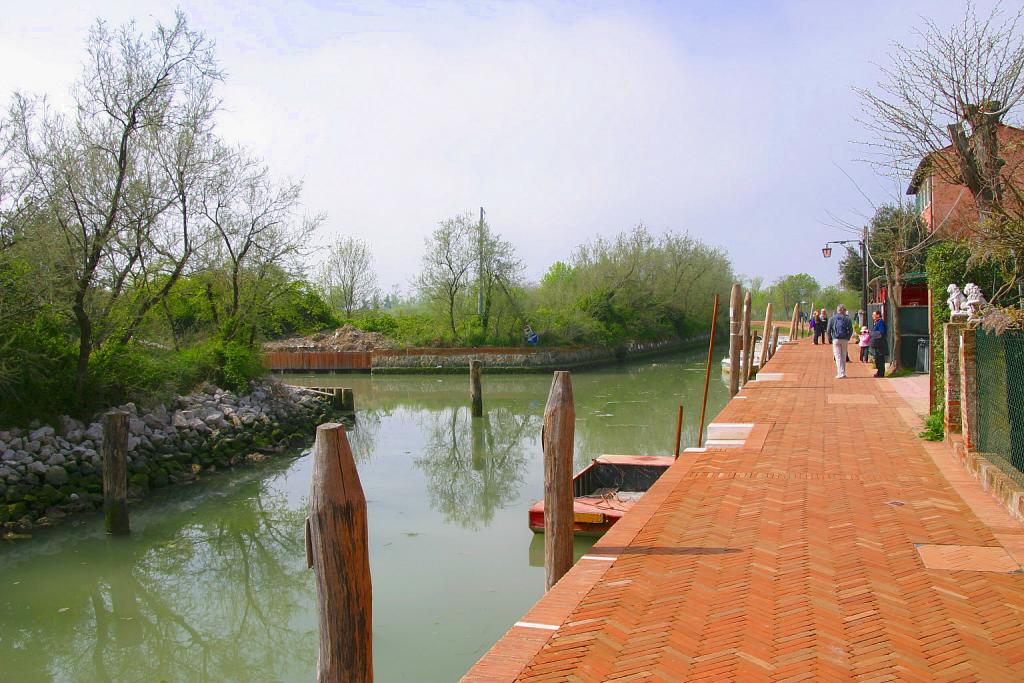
370 335 710 373
0 382 334 536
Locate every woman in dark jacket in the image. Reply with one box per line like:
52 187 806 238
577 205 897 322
871 311 887 378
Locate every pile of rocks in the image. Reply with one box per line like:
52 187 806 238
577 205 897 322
0 381 334 535
263 324 397 352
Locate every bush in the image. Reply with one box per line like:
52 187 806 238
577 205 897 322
217 341 266 393
925 241 1009 409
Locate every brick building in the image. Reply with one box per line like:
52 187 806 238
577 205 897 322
906 123 1024 236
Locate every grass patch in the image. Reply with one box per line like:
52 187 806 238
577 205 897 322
886 367 917 378
919 408 945 441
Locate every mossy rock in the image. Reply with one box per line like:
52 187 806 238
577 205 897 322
6 502 27 518
129 472 150 492
150 467 169 488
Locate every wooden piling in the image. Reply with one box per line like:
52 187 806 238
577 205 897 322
308 423 372 683
728 284 742 397
697 294 720 448
770 325 780 358
674 405 684 459
102 411 130 536
543 371 575 591
791 303 800 341
741 291 753 384
758 303 773 372
470 359 483 418
340 388 355 413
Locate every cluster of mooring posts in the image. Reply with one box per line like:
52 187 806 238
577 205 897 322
301 362 580 680
299 289 794 680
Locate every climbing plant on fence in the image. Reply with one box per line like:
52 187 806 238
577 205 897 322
925 241 1008 410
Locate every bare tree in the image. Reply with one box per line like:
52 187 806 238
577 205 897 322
858 4 1024 205
6 12 222 405
476 222 522 338
858 2 1024 293
318 236 378 317
415 213 476 339
201 151 322 343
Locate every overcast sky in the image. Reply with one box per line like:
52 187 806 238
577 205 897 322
0 1 1000 293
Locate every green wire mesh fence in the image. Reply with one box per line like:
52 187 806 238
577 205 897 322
975 330 1024 487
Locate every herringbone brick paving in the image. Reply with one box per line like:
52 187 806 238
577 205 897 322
464 338 1024 682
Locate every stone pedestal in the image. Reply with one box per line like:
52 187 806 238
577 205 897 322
944 323 963 433
959 328 978 451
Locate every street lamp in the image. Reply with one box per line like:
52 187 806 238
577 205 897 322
821 236 869 322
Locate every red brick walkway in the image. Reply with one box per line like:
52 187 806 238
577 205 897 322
464 338 1024 682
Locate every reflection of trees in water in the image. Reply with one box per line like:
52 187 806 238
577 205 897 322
414 406 537 529
0 476 315 683
345 407 381 463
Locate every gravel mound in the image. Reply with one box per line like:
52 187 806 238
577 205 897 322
263 324 397 352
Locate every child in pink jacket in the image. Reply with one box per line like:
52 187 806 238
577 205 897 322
858 326 871 362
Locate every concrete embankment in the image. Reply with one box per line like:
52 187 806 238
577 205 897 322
370 335 711 374
0 382 334 536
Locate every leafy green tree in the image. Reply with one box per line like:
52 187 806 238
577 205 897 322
6 12 223 406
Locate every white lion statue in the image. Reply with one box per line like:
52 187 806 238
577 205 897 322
964 283 987 321
947 284 968 321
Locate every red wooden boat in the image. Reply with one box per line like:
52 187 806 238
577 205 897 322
528 454 673 537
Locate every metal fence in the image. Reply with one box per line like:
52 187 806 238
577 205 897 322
975 330 1024 486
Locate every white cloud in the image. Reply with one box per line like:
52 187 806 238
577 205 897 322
0 1 1006 291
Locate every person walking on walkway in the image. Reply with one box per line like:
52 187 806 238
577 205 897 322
871 310 888 378
827 305 853 378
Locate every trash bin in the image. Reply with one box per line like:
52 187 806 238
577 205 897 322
916 338 929 373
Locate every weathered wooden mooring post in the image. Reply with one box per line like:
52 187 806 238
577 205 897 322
741 290 753 385
697 294 720 448
470 359 483 418
728 283 742 397
790 303 800 341
758 303 773 371
673 405 684 459
770 325 780 358
307 423 372 683
544 371 575 591
102 411 130 536
338 388 355 413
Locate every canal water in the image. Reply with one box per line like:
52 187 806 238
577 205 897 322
0 350 728 682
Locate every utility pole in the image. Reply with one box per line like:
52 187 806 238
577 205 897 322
861 225 869 321
478 207 485 316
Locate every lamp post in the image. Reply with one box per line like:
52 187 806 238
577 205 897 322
822 237 868 322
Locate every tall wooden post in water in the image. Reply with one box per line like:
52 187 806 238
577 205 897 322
741 291 753 384
308 424 372 683
674 405 684 459
343 388 355 413
728 284 742 397
102 411 130 535
791 303 800 341
697 294 720 448
543 371 575 591
470 359 483 418
758 303 773 372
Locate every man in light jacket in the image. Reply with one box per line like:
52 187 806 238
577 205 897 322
827 304 853 379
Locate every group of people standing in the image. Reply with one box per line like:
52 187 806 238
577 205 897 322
809 306 888 378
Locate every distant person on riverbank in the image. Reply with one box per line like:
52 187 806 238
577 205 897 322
871 311 887 378
827 305 853 379
858 326 871 363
